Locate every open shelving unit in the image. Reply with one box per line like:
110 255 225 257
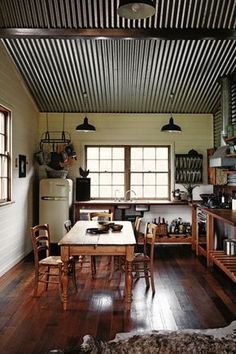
209 251 236 283
224 135 236 143
197 236 207 257
200 208 236 282
224 135 236 157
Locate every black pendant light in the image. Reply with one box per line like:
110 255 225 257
76 117 96 132
76 92 96 132
161 117 182 133
117 0 155 20
161 93 182 133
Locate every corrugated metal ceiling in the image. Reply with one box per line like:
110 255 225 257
0 0 235 113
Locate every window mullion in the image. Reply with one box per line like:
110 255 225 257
125 146 130 193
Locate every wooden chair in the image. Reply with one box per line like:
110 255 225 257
134 217 145 249
30 223 77 297
63 220 96 278
88 212 115 279
132 222 157 293
64 219 72 232
88 212 113 221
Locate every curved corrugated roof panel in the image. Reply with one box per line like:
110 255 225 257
0 0 235 113
3 37 236 113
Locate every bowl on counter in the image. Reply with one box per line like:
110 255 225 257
110 224 123 232
199 194 212 203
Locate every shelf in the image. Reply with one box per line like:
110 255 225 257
155 235 192 244
224 135 236 143
225 170 236 174
209 251 236 283
197 243 207 257
198 236 206 243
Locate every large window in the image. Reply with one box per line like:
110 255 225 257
0 106 11 203
86 145 170 199
86 146 125 198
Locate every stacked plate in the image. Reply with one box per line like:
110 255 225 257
227 173 236 186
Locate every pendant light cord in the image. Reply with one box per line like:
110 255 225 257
62 112 65 131
83 91 88 112
170 92 174 117
46 112 49 131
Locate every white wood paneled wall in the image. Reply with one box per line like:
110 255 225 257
39 112 214 200
0 43 39 276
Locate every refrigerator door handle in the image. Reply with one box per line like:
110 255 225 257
41 196 68 201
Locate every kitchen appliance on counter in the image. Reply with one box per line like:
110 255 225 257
39 178 73 242
199 193 231 209
224 239 236 256
172 189 181 200
172 189 186 201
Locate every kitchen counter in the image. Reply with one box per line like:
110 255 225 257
200 207 236 226
195 205 236 283
74 199 189 206
74 199 196 250
74 199 190 220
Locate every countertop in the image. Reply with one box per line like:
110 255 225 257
198 207 236 226
74 199 190 206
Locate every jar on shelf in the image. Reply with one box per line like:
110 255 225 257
232 191 236 211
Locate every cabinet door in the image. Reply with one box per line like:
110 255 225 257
207 148 216 185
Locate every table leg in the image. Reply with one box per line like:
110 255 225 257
191 205 197 251
207 214 214 267
61 246 69 310
124 245 134 310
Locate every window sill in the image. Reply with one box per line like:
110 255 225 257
0 201 15 207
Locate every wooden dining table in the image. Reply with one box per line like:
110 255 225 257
58 220 136 310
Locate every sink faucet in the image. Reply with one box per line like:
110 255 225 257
125 189 136 201
114 189 121 202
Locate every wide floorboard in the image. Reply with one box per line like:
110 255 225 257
0 245 236 354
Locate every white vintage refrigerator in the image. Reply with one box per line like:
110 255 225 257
39 178 73 243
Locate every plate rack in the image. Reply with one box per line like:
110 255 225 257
175 150 203 183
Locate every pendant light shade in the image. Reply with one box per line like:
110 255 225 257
117 0 155 20
76 117 96 132
161 117 182 133
161 92 181 133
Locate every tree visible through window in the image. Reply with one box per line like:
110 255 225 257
86 145 170 199
0 106 11 203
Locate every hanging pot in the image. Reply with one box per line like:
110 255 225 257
59 150 68 163
65 143 77 158
43 151 51 165
47 152 63 170
35 150 45 165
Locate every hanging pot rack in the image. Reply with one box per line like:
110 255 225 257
40 113 71 147
40 130 71 145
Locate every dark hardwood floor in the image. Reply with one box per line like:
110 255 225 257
0 245 236 354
